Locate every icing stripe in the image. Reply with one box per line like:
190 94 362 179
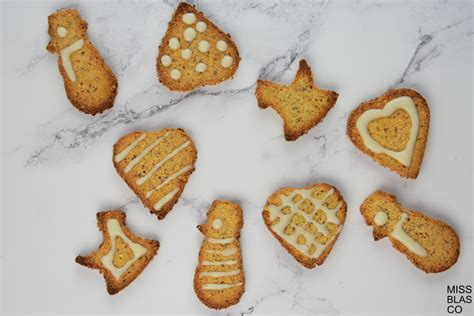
145 165 193 198
202 282 243 290
124 132 170 173
199 270 241 278
391 213 428 257
205 248 238 256
137 141 191 185
100 219 146 280
207 238 236 244
153 187 179 211
114 134 146 163
60 39 84 81
202 260 238 266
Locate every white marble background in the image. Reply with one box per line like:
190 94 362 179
1 0 473 314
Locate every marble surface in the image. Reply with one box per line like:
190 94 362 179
2 0 473 314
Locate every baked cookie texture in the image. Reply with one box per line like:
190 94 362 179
256 59 339 141
194 200 245 310
262 183 347 269
47 9 118 115
360 190 460 273
347 88 430 179
156 2 240 91
113 128 197 220
76 210 160 295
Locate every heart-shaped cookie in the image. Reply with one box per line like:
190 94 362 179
347 89 430 179
156 2 240 91
113 128 197 220
262 183 347 269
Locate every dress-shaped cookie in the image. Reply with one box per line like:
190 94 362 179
194 200 245 309
347 88 430 178
360 190 459 273
113 128 197 220
76 210 159 294
47 9 118 115
157 3 240 91
256 60 339 141
262 183 347 268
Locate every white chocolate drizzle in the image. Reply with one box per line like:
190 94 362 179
202 282 243 290
153 187 180 211
207 238 236 244
124 132 170 173
100 219 146 280
374 211 388 226
267 188 343 259
136 141 191 185
145 165 193 198
391 213 428 257
202 260 237 266
60 39 84 82
114 134 146 163
205 248 238 256
356 96 419 166
199 270 241 278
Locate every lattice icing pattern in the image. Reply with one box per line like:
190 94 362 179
263 184 347 267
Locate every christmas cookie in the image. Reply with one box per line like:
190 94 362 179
194 200 245 309
156 2 240 91
47 9 117 115
347 88 430 178
262 183 347 268
75 210 159 294
360 190 460 273
256 60 339 141
113 128 197 220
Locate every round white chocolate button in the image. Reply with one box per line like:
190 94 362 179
168 37 180 50
221 55 233 68
182 12 196 25
57 26 68 38
374 211 388 226
170 69 181 80
212 219 223 230
184 27 197 42
195 21 207 32
216 40 227 52
181 48 192 60
160 55 172 67
195 62 207 73
198 40 210 53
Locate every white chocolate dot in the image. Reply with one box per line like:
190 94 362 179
198 40 210 53
195 21 207 32
183 27 197 42
212 219 223 230
170 69 181 80
221 55 233 68
160 55 172 67
216 40 227 52
374 211 388 226
182 12 196 25
181 48 192 60
195 62 207 73
57 26 68 38
168 37 180 50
